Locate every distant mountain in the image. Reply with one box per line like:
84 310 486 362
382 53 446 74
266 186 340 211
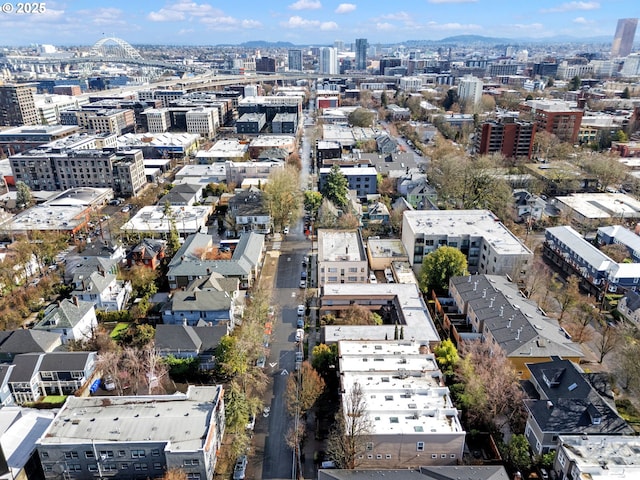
234 40 297 48
403 34 614 46
439 35 513 44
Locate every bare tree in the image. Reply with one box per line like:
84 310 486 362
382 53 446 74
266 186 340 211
326 382 373 469
596 324 623 364
552 275 581 322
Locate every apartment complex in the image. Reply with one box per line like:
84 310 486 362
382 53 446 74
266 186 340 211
0 83 39 127
338 341 465 468
61 108 136 136
474 117 535 158
520 99 583 144
401 210 533 280
10 147 146 196
0 125 79 158
317 229 368 287
457 75 483 105
288 49 303 71
36 386 225 480
318 166 378 199
355 38 368 70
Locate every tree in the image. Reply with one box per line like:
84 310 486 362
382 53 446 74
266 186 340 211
15 181 32 209
336 304 380 326
264 165 301 232
418 246 468 294
596 324 622 364
621 86 631 99
326 382 373 469
454 340 525 432
311 343 338 380
285 362 325 416
613 340 640 391
442 88 459 110
348 108 375 127
552 275 581 322
569 75 581 91
303 191 323 218
563 302 596 344
321 164 349 209
159 469 187 480
502 434 532 474
214 335 248 379
578 152 629 192
433 339 459 378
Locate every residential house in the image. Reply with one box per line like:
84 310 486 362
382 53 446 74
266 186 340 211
319 166 377 199
366 201 390 225
444 275 583 378
167 231 265 290
33 298 98 344
228 189 271 234
127 238 166 270
7 352 96 405
36 386 225 480
617 289 640 324
71 270 132 312
162 273 240 328
0 330 62 363
318 466 509 480
0 365 15 406
523 357 633 455
158 183 204 207
513 189 546 222
154 324 227 371
376 135 397 154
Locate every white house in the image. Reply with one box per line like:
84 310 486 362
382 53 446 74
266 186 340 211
33 298 98 344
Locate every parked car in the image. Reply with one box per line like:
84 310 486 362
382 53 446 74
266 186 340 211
103 375 116 391
233 455 248 480
256 355 266 368
295 350 304 363
369 272 377 283
268 306 275 319
297 317 304 328
299 279 306 289
245 415 256 431
295 328 304 342
121 205 131 213
297 304 305 316
283 226 289 234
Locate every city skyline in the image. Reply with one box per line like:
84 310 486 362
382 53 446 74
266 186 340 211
0 0 637 47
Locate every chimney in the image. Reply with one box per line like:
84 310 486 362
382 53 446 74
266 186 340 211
73 296 79 307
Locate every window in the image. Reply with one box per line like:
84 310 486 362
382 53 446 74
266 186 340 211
134 463 148 471
120 463 129 470
88 465 99 473
376 454 382 460
186 474 201 480
68 464 82 472
64 452 79 459
366 442 373 451
154 463 163 470
103 465 117 472
151 449 160 457
41 452 49 459
118 451 126 457
385 395 393 401
183 459 200 466
131 450 146 458
100 451 114 458
416 442 425 452
86 451 95 458
450 454 456 458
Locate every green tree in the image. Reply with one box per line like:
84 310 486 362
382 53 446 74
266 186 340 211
433 339 459 378
15 181 32 210
442 88 458 110
303 190 323 218
224 381 251 433
321 164 349 209
214 335 248 379
263 165 301 232
348 108 375 127
311 343 338 379
621 86 631 99
117 323 155 349
503 434 532 474
419 246 468 294
615 129 629 142
569 75 581 91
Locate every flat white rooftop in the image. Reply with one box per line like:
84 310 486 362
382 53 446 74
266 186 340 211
196 139 248 158
249 135 296 148
558 435 640 477
121 205 211 234
404 210 531 255
319 230 364 262
556 192 640 220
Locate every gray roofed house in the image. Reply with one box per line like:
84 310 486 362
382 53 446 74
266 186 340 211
167 231 265 290
447 275 583 376
64 255 119 285
0 330 62 362
318 466 509 480
162 273 239 328
523 357 633 455
228 189 271 234
0 364 15 406
375 134 398 154
155 324 227 370
158 182 204 206
71 269 132 312
33 298 98 344
618 289 640 324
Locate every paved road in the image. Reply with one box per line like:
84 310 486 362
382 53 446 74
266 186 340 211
258 228 312 480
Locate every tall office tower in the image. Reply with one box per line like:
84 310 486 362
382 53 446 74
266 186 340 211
457 75 483 105
334 40 344 51
319 47 338 74
611 18 638 58
288 49 303 71
255 56 276 73
0 83 39 126
355 38 368 70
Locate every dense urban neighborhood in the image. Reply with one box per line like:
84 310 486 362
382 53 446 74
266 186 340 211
2 10 640 480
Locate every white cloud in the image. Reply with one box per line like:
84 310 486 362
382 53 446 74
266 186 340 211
376 22 395 31
377 11 411 21
320 21 338 30
572 16 593 24
148 0 221 22
508 22 545 30
540 2 599 13
428 0 477 4
282 15 318 28
288 0 322 10
335 3 356 14
242 19 262 28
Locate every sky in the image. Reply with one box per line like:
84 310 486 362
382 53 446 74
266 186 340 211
0 0 635 46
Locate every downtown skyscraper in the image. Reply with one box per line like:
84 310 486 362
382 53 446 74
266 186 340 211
355 38 368 71
611 18 638 58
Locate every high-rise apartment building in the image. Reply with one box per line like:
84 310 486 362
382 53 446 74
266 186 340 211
288 49 303 71
475 117 535 159
611 18 638 58
457 75 483 105
520 99 584 144
255 56 276 73
355 38 368 70
0 83 39 127
319 47 338 75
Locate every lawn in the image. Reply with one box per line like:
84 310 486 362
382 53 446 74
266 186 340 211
110 322 130 339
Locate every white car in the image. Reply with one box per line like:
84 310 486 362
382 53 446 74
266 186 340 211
297 304 305 316
295 328 304 342
283 226 290 234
